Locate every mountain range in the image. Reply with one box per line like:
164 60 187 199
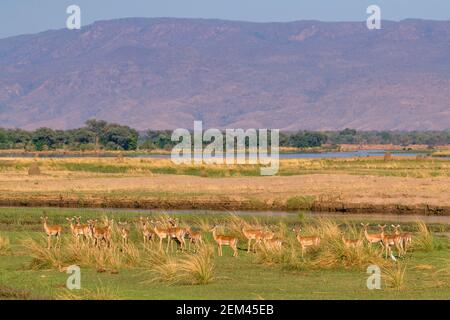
0 17 449 130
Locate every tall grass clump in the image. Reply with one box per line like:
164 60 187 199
255 219 386 271
149 257 182 284
383 262 407 291
180 245 215 285
57 286 120 300
307 219 385 269
0 233 11 255
63 241 123 272
144 245 215 285
254 238 303 270
21 237 64 270
413 221 440 252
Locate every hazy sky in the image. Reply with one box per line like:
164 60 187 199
1 0 449 38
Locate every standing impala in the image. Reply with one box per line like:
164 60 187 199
66 217 84 244
361 223 385 248
167 218 189 252
292 227 321 258
139 217 154 246
392 224 411 255
186 227 203 252
381 228 403 260
210 225 238 257
118 222 130 245
75 216 93 244
91 219 113 248
153 221 170 251
41 216 62 249
242 226 264 253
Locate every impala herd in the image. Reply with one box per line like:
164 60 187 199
41 214 413 260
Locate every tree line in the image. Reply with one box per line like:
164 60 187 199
0 120 449 151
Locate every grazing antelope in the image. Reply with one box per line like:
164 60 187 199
210 225 238 257
342 237 363 249
392 224 412 254
91 219 112 248
139 217 155 246
292 228 321 258
361 223 385 248
186 227 203 252
242 226 264 253
41 216 62 249
118 222 130 245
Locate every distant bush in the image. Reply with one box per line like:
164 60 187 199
28 163 41 175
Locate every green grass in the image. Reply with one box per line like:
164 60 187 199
0 207 449 300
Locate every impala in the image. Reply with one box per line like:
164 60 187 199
392 224 412 254
167 218 189 252
210 225 238 257
66 217 84 244
139 217 155 246
41 215 62 249
75 216 93 244
91 219 113 248
382 227 403 260
153 221 171 251
186 227 203 252
292 228 321 257
242 226 265 253
118 222 130 245
361 223 385 248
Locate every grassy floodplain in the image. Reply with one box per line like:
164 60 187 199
0 207 449 300
0 157 449 214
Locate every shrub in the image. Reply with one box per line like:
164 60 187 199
0 233 11 255
286 196 315 211
28 163 41 175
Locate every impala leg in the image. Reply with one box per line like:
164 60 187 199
166 237 171 253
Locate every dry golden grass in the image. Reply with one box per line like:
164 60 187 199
144 244 215 285
56 286 120 300
0 233 11 255
383 262 407 291
1 157 449 213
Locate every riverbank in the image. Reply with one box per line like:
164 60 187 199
0 157 449 215
0 157 449 214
